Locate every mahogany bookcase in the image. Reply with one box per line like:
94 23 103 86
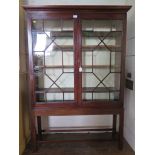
23 5 131 152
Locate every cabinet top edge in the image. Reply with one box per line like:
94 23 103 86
22 5 131 12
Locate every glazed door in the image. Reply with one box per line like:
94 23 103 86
30 13 123 105
81 18 123 103
31 15 77 104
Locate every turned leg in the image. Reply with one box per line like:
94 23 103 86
37 116 42 140
31 115 37 152
112 114 117 139
118 110 124 150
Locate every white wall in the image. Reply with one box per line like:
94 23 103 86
23 0 135 150
124 0 135 151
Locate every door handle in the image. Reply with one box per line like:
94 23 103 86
79 66 82 72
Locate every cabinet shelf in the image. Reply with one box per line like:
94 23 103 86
38 65 74 69
32 30 73 37
33 45 74 52
33 45 121 52
32 30 122 38
34 65 120 69
82 30 122 37
35 87 119 93
83 87 119 92
42 126 112 132
82 45 121 51
35 88 74 93
82 65 119 69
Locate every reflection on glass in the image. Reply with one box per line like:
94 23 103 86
32 20 43 31
34 33 47 51
34 52 44 66
32 32 52 52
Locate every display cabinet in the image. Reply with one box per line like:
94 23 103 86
23 5 131 151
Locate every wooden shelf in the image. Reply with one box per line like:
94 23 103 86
34 65 120 69
82 65 119 69
44 65 73 68
42 126 112 132
83 30 122 37
34 65 73 69
31 30 73 37
59 45 121 51
35 87 119 93
33 45 121 52
35 88 74 93
32 30 122 38
82 45 121 51
83 87 119 92
51 31 73 37
46 45 74 51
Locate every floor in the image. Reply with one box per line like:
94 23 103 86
23 133 135 155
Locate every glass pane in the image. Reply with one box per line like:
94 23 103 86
32 32 52 51
44 20 61 31
64 68 74 73
93 68 110 81
82 20 123 31
104 73 120 90
45 68 63 82
63 52 74 65
82 52 92 65
64 93 74 100
57 73 74 88
62 20 74 31
111 52 121 72
93 93 109 100
82 73 100 88
32 19 74 103
82 92 110 101
45 50 62 66
46 93 63 102
32 20 43 31
82 20 122 101
110 92 119 101
82 93 92 100
93 50 110 65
